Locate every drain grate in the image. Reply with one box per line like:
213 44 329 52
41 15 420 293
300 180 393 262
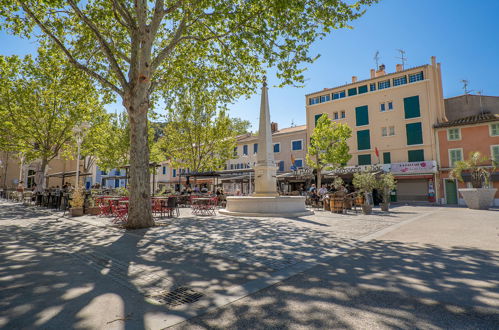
154 287 204 307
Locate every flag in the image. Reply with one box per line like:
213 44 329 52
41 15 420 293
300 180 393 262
291 154 296 166
375 147 380 158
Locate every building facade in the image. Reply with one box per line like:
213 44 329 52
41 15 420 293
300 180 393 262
435 113 499 206
305 57 446 201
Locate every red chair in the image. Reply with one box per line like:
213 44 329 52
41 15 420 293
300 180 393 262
97 197 112 217
110 200 128 223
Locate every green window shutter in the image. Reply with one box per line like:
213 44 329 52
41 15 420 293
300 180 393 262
357 129 371 150
491 145 499 162
348 87 357 96
358 85 368 94
355 105 369 126
408 149 424 162
449 149 462 167
358 154 371 165
383 152 391 164
314 114 322 127
406 122 423 145
404 95 421 119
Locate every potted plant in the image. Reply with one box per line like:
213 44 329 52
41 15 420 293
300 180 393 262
450 151 497 210
86 195 100 216
376 173 397 212
116 187 129 197
70 187 85 217
353 171 377 215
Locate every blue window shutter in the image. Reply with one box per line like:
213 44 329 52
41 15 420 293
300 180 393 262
406 122 423 145
357 129 371 150
358 85 368 94
273 144 280 153
279 161 284 172
404 96 421 119
408 149 424 162
355 106 369 126
254 143 258 153
348 87 357 96
358 154 371 165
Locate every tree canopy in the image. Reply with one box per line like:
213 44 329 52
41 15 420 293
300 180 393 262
306 114 352 188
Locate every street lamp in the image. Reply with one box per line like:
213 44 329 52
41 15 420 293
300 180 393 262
72 122 90 189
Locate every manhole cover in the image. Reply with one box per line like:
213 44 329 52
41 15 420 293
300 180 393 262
154 287 204 307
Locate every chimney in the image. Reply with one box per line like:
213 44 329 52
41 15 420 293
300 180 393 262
271 122 278 133
375 64 386 77
352 76 358 83
396 64 403 72
431 56 436 66
370 69 375 78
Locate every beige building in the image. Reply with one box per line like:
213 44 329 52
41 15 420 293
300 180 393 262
305 57 447 201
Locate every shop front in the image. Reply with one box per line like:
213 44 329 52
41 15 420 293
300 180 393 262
390 161 437 202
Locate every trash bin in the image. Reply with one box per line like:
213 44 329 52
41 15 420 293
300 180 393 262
390 189 397 202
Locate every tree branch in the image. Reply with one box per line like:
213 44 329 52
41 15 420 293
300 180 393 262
19 2 124 96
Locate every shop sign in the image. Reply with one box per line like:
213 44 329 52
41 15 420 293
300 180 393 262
328 164 389 175
391 160 437 174
292 167 314 178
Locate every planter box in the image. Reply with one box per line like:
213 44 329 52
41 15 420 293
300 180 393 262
87 207 100 216
458 188 497 210
71 208 84 217
380 202 390 212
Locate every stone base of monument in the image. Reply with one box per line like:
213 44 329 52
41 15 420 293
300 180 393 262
219 196 313 217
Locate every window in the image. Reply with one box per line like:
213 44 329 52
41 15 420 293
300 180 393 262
447 128 461 141
358 154 371 165
449 148 463 167
233 147 238 156
115 179 120 188
243 145 248 155
292 140 303 151
309 96 320 105
383 152 391 164
408 149 424 162
369 83 376 92
172 169 176 177
380 103 386 112
388 101 393 110
357 129 371 150
253 143 258 154
314 114 323 126
358 85 368 94
404 95 421 119
162 166 166 175
273 143 280 153
278 161 285 172
334 112 339 120
355 105 369 126
230 164 234 170
491 145 499 162
393 76 407 86
378 80 390 90
320 94 331 103
406 122 423 145
101 170 107 175
348 87 357 96
381 127 387 137
490 123 499 136
341 111 346 118
409 71 424 83
389 126 395 136
294 159 303 168
332 90 346 99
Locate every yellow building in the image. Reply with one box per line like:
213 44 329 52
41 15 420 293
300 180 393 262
305 57 446 202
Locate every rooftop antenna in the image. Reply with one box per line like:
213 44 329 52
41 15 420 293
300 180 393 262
396 49 407 69
374 51 380 69
477 90 484 114
461 79 470 95
291 119 295 127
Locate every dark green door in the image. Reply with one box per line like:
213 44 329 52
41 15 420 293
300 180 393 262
445 180 457 204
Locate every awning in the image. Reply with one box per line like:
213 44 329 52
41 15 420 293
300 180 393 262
45 171 92 178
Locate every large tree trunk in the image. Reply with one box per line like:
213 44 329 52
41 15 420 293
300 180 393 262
317 167 322 191
36 157 48 190
2 151 9 188
124 88 154 229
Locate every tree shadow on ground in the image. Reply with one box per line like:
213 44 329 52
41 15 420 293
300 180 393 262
174 240 499 329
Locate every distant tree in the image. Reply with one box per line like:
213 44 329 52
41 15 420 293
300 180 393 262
0 47 105 189
306 114 352 189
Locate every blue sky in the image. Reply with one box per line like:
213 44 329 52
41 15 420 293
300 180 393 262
2 0 498 130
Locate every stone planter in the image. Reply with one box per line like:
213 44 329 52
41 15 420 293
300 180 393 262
458 188 497 210
71 207 84 217
361 204 373 215
380 202 390 212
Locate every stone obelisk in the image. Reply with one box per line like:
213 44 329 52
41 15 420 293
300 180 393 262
253 76 278 197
